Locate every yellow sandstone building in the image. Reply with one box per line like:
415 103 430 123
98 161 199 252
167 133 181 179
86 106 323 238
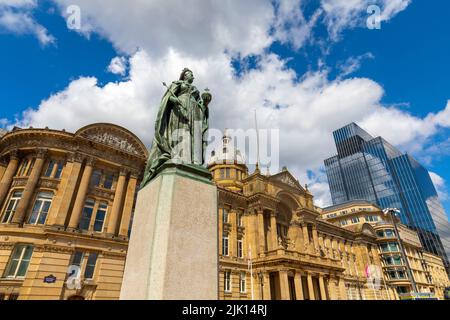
0 124 147 300
0 124 448 300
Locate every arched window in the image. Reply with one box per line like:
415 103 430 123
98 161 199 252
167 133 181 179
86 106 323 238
28 191 53 225
1 190 23 224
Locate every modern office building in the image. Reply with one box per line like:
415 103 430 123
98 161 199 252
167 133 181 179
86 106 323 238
324 123 450 273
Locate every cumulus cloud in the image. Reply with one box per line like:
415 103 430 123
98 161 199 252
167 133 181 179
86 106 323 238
0 0 55 45
7 0 449 208
107 56 128 76
321 0 411 40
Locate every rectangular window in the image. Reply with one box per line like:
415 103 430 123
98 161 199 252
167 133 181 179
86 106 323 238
90 170 102 187
240 272 246 293
28 192 53 225
79 199 95 231
54 162 64 179
222 235 229 256
224 271 231 293
103 174 114 189
237 211 243 227
84 253 98 279
351 217 360 223
71 251 84 266
222 208 229 223
44 160 56 177
5 245 33 279
2 190 22 224
93 202 108 232
237 239 243 258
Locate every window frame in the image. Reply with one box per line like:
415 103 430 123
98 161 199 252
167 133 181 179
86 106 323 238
224 271 232 293
4 244 34 279
222 235 229 256
239 272 246 293
28 191 54 225
1 190 23 224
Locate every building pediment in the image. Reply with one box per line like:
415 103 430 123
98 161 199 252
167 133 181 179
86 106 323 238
270 171 305 192
75 123 148 159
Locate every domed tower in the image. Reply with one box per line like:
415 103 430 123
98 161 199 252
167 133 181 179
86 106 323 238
207 130 248 192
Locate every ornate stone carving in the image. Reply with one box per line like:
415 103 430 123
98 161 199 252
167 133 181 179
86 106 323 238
36 148 48 159
81 130 140 156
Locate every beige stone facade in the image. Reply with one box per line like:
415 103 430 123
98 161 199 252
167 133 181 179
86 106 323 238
322 200 450 300
0 125 448 300
209 134 391 300
0 124 147 300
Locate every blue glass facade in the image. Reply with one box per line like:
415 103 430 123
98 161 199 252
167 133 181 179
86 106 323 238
325 123 450 271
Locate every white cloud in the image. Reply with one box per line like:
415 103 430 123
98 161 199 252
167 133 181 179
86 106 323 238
107 56 128 76
0 0 55 45
321 0 411 40
8 0 449 209
430 172 449 201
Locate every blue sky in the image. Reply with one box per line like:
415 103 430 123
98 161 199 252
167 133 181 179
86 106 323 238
0 0 449 216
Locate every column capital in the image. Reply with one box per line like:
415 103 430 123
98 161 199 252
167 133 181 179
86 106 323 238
119 168 129 177
8 150 19 161
67 152 85 163
86 156 97 166
129 169 140 179
36 148 48 159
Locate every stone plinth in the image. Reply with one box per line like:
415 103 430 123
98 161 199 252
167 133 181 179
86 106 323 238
120 162 218 300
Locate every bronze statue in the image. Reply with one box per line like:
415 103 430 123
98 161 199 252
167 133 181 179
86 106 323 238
141 68 212 187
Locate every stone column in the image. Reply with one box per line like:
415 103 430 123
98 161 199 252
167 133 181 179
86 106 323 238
279 270 290 300
67 157 95 230
119 173 138 238
228 209 237 257
295 224 304 251
245 211 258 260
262 272 271 300
269 212 278 251
312 225 319 253
106 169 128 236
294 272 304 300
0 151 19 208
12 149 46 225
338 277 348 300
302 223 309 251
307 273 315 300
319 275 327 300
0 160 7 181
257 209 265 255
47 153 83 227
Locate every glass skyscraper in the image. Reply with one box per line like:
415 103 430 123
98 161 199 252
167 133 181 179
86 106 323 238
325 123 450 272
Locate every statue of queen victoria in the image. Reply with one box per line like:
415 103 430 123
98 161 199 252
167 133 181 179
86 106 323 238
141 68 212 188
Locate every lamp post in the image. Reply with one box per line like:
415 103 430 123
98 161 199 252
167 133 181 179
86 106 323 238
383 208 418 295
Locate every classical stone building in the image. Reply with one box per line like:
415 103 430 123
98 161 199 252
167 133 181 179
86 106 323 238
0 124 147 300
1 124 448 300
322 200 450 300
209 133 392 300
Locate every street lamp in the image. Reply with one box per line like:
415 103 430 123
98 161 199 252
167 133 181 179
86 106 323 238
382 208 418 295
